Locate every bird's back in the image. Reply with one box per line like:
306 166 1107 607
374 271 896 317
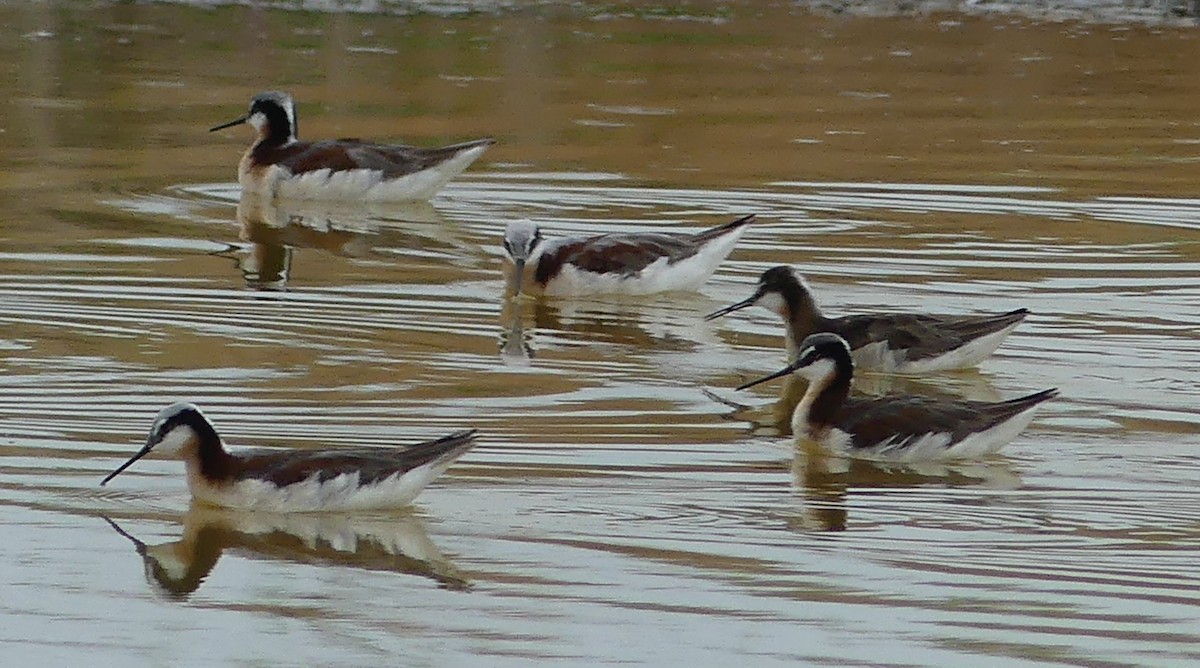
538 232 698 281
831 390 1056 459
189 430 480 512
832 308 1028 371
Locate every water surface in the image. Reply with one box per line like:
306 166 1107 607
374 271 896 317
1 3 1199 666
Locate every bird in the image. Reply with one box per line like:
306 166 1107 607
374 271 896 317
502 214 754 296
100 402 479 512
210 91 494 202
736 332 1058 461
705 265 1028 372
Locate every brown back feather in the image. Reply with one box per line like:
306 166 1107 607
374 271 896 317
254 138 493 178
833 309 1028 361
225 429 478 487
534 215 753 284
837 390 1056 451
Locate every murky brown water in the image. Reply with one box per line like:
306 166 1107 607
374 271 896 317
2 2 1199 666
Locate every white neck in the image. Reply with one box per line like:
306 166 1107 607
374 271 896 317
791 359 837 436
156 425 198 457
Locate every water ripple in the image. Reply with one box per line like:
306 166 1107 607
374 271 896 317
3 175 1197 667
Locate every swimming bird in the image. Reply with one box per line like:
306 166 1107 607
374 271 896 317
736 332 1057 461
100 403 478 512
210 91 494 202
502 214 755 296
705 265 1027 372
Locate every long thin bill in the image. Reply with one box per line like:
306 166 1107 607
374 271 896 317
735 363 799 392
209 115 248 132
100 443 153 486
703 295 758 321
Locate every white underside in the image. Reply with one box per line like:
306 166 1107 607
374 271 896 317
187 458 460 512
243 144 488 202
138 508 455 596
538 225 747 296
143 545 190 587
236 192 441 230
795 403 1044 462
196 507 444 560
815 320 1023 373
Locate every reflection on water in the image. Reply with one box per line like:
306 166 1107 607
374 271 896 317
703 376 807 437
2 1 1200 666
104 506 469 599
218 238 292 290
788 441 1024 533
498 297 534 365
4 169 1197 663
222 194 450 289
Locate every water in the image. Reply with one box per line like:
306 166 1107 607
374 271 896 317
2 3 1199 666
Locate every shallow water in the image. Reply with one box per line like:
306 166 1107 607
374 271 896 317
2 3 1199 666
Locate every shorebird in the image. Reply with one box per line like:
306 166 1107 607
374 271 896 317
502 214 754 296
210 91 494 202
706 265 1027 372
736 332 1057 461
100 403 478 512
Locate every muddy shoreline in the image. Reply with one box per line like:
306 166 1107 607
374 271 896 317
161 1 1200 25
799 0 1200 25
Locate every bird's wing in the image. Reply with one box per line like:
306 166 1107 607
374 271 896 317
538 232 695 279
230 430 478 487
838 395 1008 452
263 138 492 178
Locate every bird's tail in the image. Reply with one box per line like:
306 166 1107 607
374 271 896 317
404 429 480 470
694 214 756 242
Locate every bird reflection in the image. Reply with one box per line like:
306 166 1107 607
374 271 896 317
236 240 292 290
103 505 469 599
703 374 807 437
787 440 1023 533
499 296 535 365
498 294 705 364
216 194 453 290
789 440 850 532
538 300 699 351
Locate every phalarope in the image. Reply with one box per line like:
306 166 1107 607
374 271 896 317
210 91 494 202
101 403 478 512
502 214 754 296
736 332 1057 461
706 265 1027 372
